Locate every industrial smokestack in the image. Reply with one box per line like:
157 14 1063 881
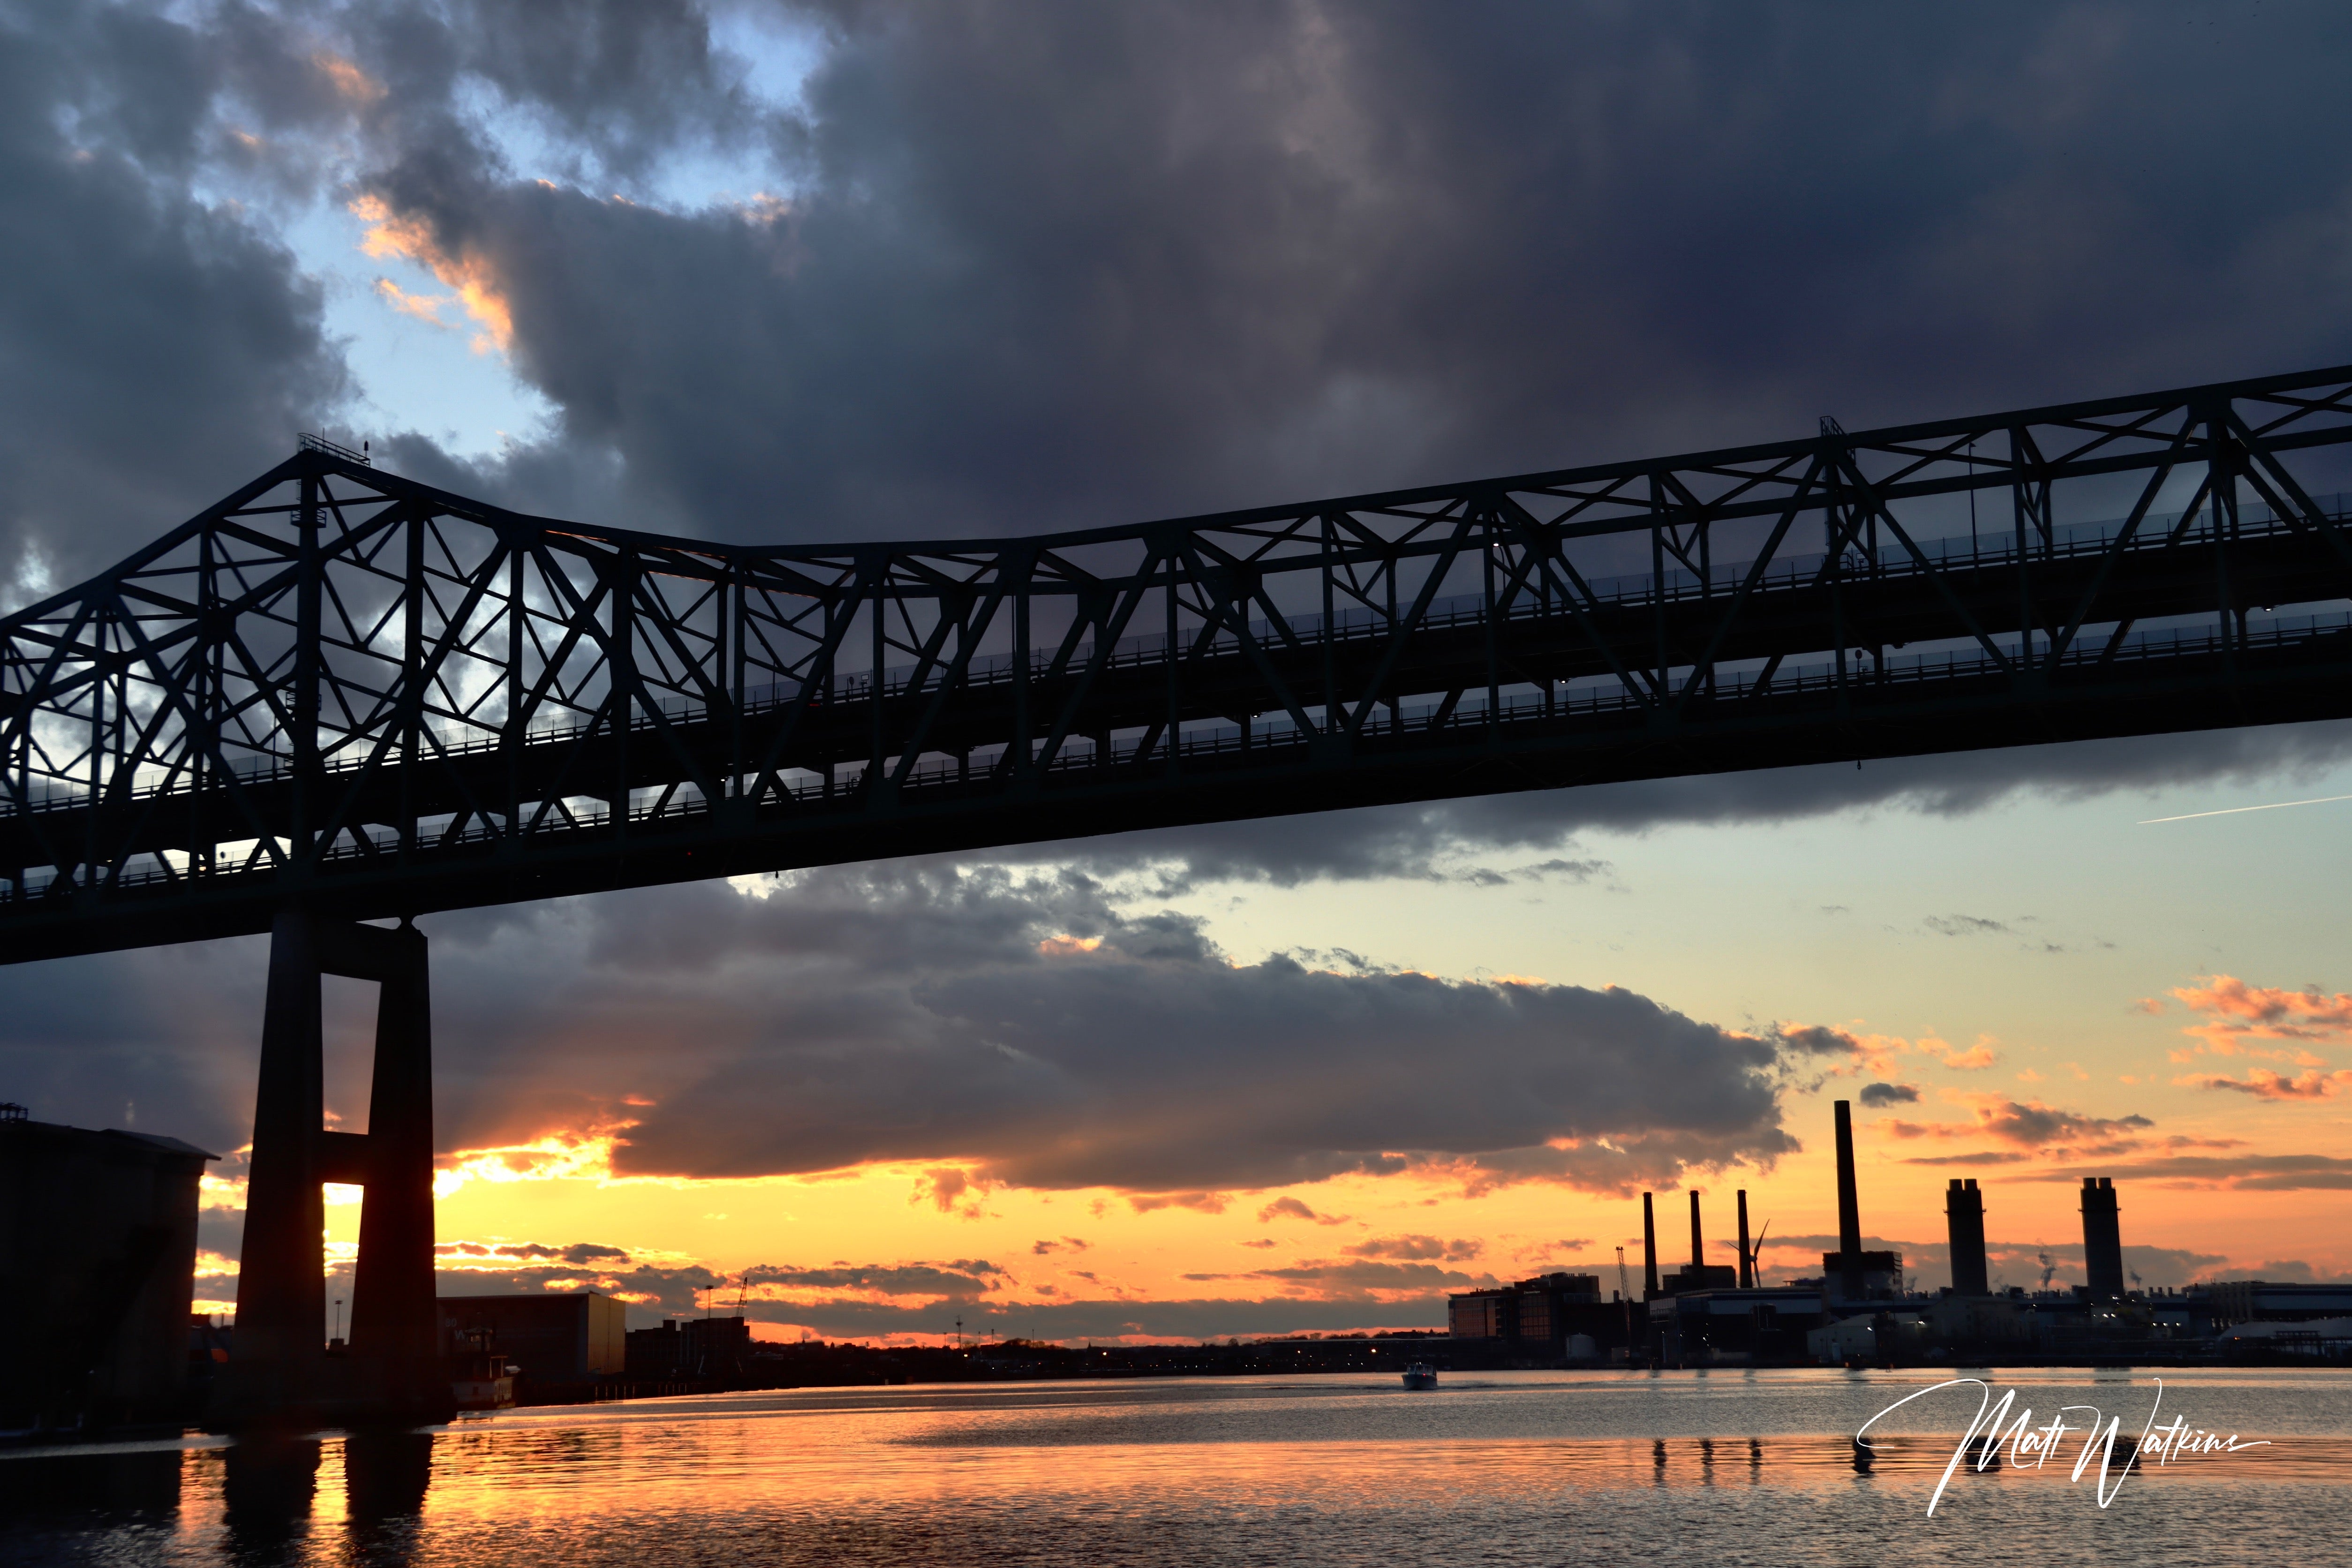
1642 1191 1659 1297
1945 1178 1988 1296
1688 1189 1704 1274
1736 1190 1753 1289
2081 1176 2124 1298
1834 1099 1862 1302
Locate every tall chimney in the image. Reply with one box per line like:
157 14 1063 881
2081 1176 2124 1298
1642 1191 1659 1297
1834 1099 1862 1302
1736 1190 1753 1289
1688 1190 1704 1277
1945 1178 1988 1296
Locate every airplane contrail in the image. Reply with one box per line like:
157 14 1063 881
2139 793 2352 825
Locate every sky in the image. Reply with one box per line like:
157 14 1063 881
5 0 2352 1343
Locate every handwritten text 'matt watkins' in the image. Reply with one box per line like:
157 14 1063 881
1857 1379 2269 1515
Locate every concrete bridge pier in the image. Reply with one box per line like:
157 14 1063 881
213 911 450 1428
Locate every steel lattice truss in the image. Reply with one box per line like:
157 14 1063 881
9 367 2352 961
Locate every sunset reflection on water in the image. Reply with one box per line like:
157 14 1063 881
5 1370 2349 1567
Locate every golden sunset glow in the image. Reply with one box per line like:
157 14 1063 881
351 195 515 354
430 1124 643 1200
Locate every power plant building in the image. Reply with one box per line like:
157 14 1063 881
1625 1101 2258 1364
1818 1250 1904 1302
1648 1287 1826 1364
2196 1281 2352 1324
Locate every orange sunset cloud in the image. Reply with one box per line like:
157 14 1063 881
351 194 515 353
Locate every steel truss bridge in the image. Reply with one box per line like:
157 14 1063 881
10 365 2352 965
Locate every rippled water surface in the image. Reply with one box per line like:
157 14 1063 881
5 1368 2350 1566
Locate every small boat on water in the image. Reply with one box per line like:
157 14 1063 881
1401 1363 1438 1390
450 1326 518 1412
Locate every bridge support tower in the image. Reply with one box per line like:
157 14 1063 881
212 911 450 1428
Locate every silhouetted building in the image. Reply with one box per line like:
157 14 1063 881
2195 1280 2352 1324
625 1315 753 1379
1448 1292 1511 1338
1650 1287 1825 1364
1818 1250 1903 1304
437 1293 624 1382
1945 1178 1989 1296
2080 1177 2124 1298
1447 1274 1608 1354
1659 1263 1738 1295
0 1107 216 1429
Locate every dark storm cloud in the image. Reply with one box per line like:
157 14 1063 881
348 0 761 181
397 864 1806 1194
18 4 2352 610
0 940 266 1157
0 861 1803 1195
1857 1083 1921 1108
336 0 2352 545
0 2 349 594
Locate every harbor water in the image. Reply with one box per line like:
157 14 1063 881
4 1366 2349 1566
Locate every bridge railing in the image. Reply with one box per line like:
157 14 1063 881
844 491 2341 701
5 482 2344 823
